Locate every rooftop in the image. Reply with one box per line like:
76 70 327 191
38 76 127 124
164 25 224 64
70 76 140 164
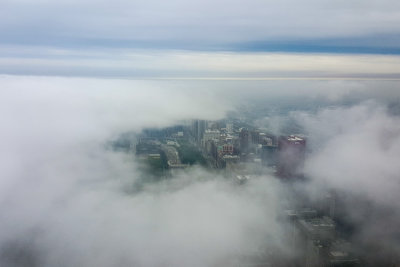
287 135 304 141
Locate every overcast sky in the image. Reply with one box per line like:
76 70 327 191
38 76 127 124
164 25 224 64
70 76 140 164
1 0 400 78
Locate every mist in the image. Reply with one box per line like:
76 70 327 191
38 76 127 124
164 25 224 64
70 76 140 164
0 75 287 266
298 102 400 264
1 75 400 266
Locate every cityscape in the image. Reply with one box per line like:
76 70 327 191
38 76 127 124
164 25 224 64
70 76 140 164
108 114 397 267
2 0 400 266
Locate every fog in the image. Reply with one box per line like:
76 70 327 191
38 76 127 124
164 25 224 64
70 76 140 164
1 75 400 266
301 101 400 206
299 102 400 263
0 76 286 266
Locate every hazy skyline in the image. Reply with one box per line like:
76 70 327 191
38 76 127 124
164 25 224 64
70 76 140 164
1 1 400 266
1 76 400 266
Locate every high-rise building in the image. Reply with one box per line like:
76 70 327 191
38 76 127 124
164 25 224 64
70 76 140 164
191 120 198 140
197 120 206 143
239 128 250 153
202 129 220 148
277 135 306 178
261 144 277 166
191 119 207 143
250 130 260 145
226 123 233 133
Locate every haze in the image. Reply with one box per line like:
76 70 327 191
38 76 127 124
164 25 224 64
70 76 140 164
1 0 400 266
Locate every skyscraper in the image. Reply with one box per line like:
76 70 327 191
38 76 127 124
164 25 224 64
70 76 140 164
277 135 306 178
197 120 206 144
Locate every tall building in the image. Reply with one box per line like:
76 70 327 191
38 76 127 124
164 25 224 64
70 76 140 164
261 144 277 167
202 129 220 148
250 130 260 145
191 120 198 140
226 122 233 133
277 135 306 178
197 120 206 143
191 119 206 143
239 128 251 153
297 217 336 267
290 210 359 267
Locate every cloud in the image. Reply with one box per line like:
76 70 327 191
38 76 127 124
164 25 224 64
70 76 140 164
298 102 400 206
1 155 285 266
0 75 290 266
2 0 400 48
1 75 400 266
295 102 400 263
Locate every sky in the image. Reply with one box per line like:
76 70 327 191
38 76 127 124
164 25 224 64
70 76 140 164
1 0 400 78
1 1 400 266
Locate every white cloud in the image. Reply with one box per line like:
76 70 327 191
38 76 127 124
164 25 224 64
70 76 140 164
1 76 400 265
0 75 288 266
299 102 400 206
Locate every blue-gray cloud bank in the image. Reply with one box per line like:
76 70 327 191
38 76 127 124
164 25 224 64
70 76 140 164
2 0 400 53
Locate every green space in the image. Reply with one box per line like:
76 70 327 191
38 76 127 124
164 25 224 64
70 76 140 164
176 139 207 166
147 154 168 171
136 151 169 181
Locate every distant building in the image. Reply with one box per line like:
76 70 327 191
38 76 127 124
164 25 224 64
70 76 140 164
222 155 240 171
250 130 260 145
261 144 277 167
222 144 234 154
197 120 206 143
191 119 207 143
226 123 233 133
328 240 359 266
191 120 198 140
202 129 220 146
297 217 336 267
289 212 359 267
204 139 218 167
277 135 306 178
320 191 336 219
239 128 251 153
